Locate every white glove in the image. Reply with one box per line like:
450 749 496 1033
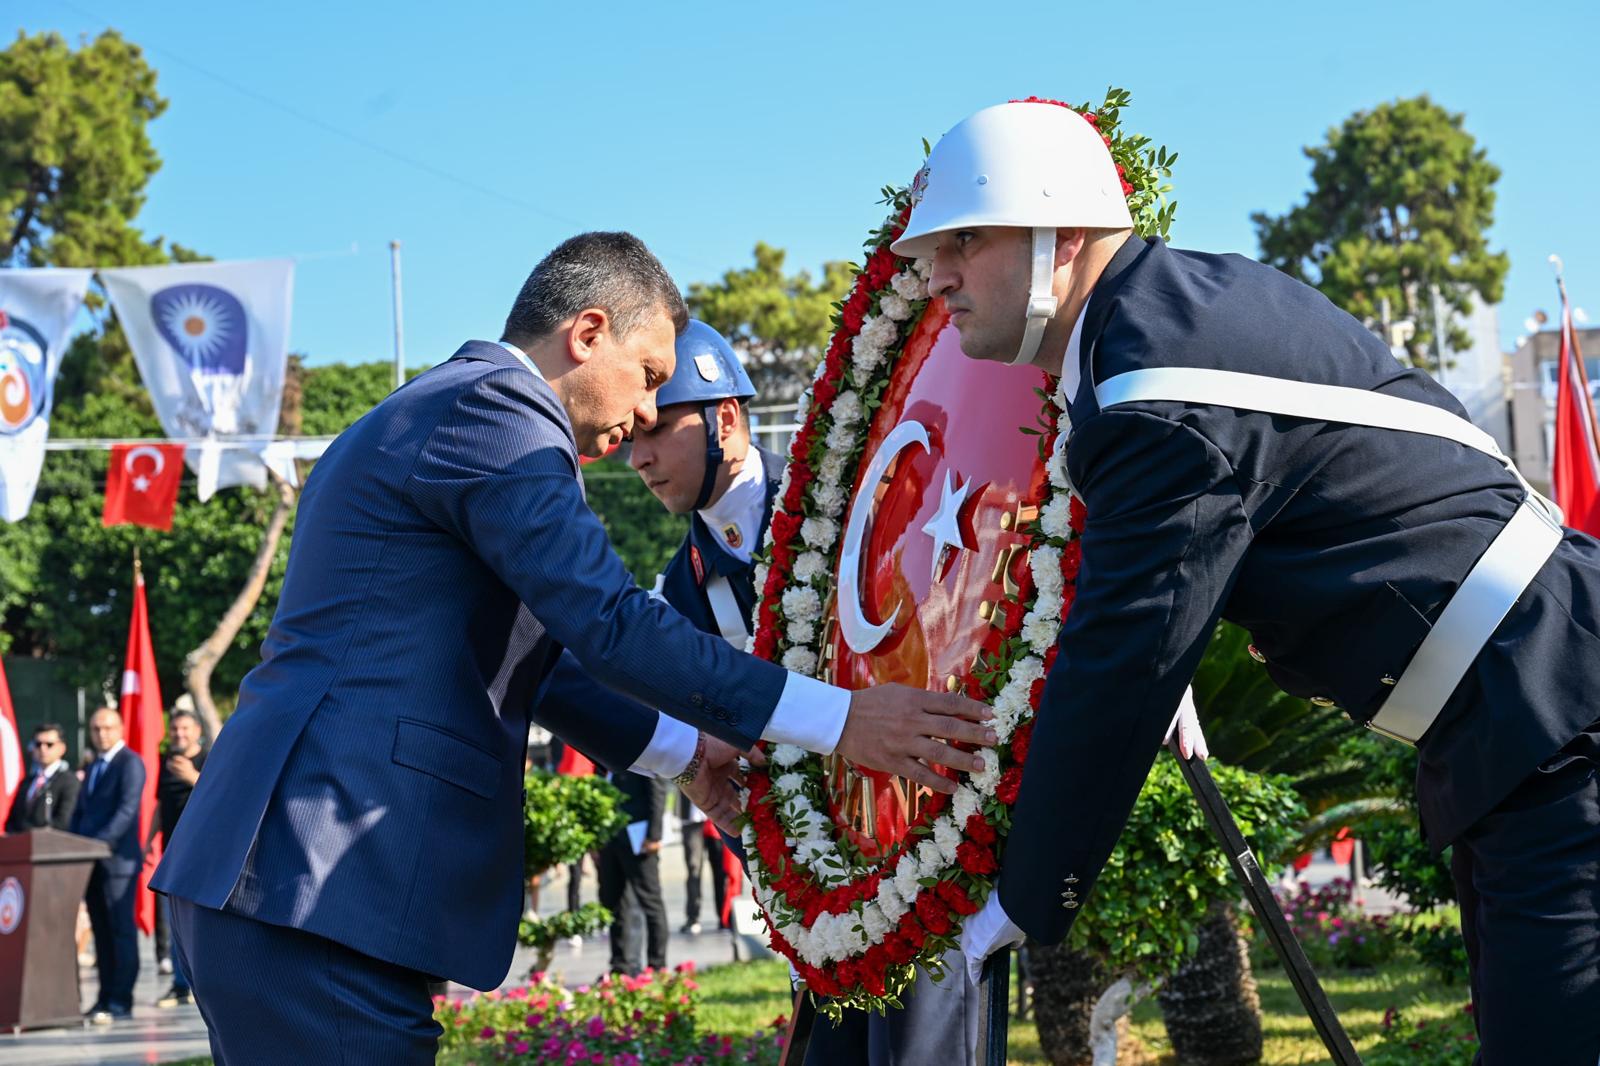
960 888 1026 987
1164 686 1210 760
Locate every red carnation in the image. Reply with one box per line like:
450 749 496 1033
885 932 917 965
964 673 986 700
936 879 980 916
956 841 997 876
1069 495 1087 530
1115 163 1126 177
1082 112 1098 125
1043 645 1060 673
915 892 953 936
1000 599 1026 636
1028 677 1046 710
996 766 1024 806
899 913 928 948
1121 179 1134 197
1061 539 1082 577
922 789 949 818
964 814 997 846
812 376 839 411
1011 721 1034 764
1102 134 1112 147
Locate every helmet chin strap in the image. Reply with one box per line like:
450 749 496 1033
1012 226 1059 366
691 402 725 511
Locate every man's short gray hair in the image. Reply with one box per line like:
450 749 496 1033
502 231 688 345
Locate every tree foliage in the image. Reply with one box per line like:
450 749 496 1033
0 29 174 269
1252 95 1508 368
686 242 853 401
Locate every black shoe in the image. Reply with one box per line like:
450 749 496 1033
156 986 193 1008
679 921 702 935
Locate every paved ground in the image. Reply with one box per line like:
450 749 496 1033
0 842 773 1066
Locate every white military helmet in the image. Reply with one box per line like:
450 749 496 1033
891 101 1134 366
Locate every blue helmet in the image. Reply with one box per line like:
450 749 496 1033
652 320 756 511
656 320 756 409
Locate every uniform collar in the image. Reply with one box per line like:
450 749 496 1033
1058 300 1091 405
97 741 126 763
696 443 764 565
35 759 66 779
1068 235 1155 416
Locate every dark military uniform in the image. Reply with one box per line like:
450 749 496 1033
1001 236 1600 1064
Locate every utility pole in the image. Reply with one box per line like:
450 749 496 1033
390 240 406 390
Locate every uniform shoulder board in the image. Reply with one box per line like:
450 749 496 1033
689 545 705 585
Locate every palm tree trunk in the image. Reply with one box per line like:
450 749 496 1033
1027 939 1108 1066
1155 902 1263 1065
182 470 296 739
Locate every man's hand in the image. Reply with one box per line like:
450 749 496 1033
834 685 996 795
1164 687 1210 760
641 839 662 855
166 753 200 786
680 734 760 834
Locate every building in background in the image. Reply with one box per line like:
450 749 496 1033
1509 324 1600 496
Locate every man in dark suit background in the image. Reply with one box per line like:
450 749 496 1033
71 707 146 1024
898 101 1600 1064
597 770 669 975
153 232 995 1065
5 722 79 832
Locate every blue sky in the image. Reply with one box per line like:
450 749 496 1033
18 0 1600 367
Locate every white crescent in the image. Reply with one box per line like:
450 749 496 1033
837 419 931 654
124 445 166 476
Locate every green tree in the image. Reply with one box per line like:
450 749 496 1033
0 29 171 268
582 455 687 585
1252 95 1508 369
686 243 853 401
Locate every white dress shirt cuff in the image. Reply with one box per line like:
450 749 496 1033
760 673 850 754
627 712 699 779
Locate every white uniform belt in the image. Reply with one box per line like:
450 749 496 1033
704 574 752 647
1095 366 1566 746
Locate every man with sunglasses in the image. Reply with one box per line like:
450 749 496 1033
5 723 79 832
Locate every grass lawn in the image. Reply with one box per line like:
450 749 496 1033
695 957 1468 1065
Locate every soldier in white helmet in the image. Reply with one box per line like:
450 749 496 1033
896 99 1600 1063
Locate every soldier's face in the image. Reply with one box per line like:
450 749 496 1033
630 403 711 514
563 308 677 458
89 711 123 753
928 227 1033 363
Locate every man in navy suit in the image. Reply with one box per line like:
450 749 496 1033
72 707 147 1024
902 101 1600 1064
154 232 995 1065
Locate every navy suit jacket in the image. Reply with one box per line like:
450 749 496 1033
153 341 790 990
1002 238 1600 944
70 749 145 874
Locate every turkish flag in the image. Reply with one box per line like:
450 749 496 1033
119 561 165 935
1552 301 1600 536
0 658 22 829
103 443 185 531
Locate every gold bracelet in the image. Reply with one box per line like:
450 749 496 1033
673 733 708 788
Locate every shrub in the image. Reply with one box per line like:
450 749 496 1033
1270 878 1397 971
523 770 629 880
436 965 787 1066
1366 1004 1478 1065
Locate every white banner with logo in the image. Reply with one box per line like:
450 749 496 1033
101 259 294 500
0 268 94 521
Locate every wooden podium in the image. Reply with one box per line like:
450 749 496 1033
0 828 111 1031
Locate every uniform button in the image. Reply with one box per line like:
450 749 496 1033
1380 675 1398 687
1063 900 1079 909
1310 696 1336 707
690 694 705 708
1247 644 1266 664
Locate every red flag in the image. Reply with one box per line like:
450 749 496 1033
103 443 185 531
555 743 595 777
718 828 743 929
119 559 164 935
1552 296 1600 536
0 658 22 829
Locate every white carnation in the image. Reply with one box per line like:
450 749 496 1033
825 419 859 453
752 563 769 595
1022 612 1060 656
782 586 822 624
879 293 912 322
916 840 945 878
819 452 848 486
831 390 864 426
781 646 819 675
786 618 816 648
890 270 928 302
861 904 891 943
792 551 828 583
971 748 1002 794
894 854 924 901
813 481 847 518
876 877 908 923
744 634 757 654
1031 545 1063 598
1040 494 1073 539
851 337 887 377
773 772 807 796
801 516 839 550
771 744 806 767
951 785 982 826
914 257 933 280
932 816 962 865
1010 656 1045 686
861 314 900 350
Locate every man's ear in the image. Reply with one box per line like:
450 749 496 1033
1054 227 1089 268
716 397 742 447
566 308 611 366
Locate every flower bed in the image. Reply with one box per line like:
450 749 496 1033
1268 878 1397 971
435 964 786 1066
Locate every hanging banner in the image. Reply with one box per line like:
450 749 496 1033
0 268 94 521
100 259 294 500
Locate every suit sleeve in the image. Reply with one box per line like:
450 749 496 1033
52 774 80 831
98 757 146 849
999 410 1253 944
534 651 659 774
405 368 787 749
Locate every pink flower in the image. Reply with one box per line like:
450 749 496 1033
479 1026 496 1040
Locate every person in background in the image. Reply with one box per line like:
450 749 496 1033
676 788 726 936
71 707 146 1024
145 707 207 1008
5 722 79 832
596 770 669 976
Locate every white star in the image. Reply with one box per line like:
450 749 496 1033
132 475 151 493
921 469 974 580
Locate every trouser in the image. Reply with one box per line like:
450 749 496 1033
803 948 980 1066
567 858 584 912
598 838 667 974
163 894 190 992
84 863 138 1013
682 823 728 926
1451 748 1600 1065
168 896 440 1066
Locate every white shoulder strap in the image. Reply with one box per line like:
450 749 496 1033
704 574 751 648
1094 367 1562 525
